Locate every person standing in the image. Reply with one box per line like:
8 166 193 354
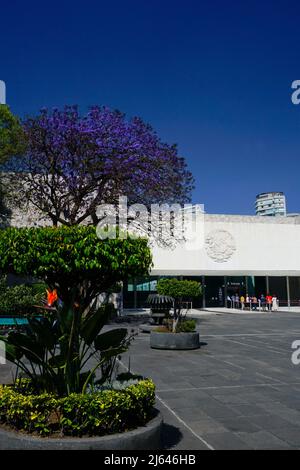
246 294 250 310
272 295 278 311
240 295 245 310
260 294 266 311
235 293 240 309
252 296 258 310
266 294 273 312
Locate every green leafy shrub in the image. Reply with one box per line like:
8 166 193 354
0 226 152 284
154 320 196 333
176 319 196 333
157 279 202 299
0 379 155 436
0 387 59 435
0 277 44 315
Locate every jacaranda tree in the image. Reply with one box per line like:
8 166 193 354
6 106 194 226
0 226 152 396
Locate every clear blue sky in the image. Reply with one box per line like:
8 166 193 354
1 0 300 214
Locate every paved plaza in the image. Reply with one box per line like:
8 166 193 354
1 310 300 449
122 311 300 449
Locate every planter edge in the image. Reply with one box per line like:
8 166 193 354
0 409 162 450
150 331 200 350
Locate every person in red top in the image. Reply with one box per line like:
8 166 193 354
266 294 273 312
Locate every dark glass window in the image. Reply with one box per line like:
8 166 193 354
268 277 287 306
205 276 225 307
289 277 300 307
253 276 267 298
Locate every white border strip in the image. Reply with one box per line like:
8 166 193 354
156 394 214 451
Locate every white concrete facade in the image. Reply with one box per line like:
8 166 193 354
151 214 300 277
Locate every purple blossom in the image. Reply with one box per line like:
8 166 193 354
11 105 194 225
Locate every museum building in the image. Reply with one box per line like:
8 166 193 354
123 214 300 309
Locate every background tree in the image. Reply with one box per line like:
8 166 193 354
0 105 26 225
156 278 202 332
0 226 152 395
6 106 194 227
0 105 26 163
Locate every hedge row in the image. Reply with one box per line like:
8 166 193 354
0 380 155 437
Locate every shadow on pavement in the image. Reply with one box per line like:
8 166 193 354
161 422 183 449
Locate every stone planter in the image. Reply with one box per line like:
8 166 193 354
150 331 200 350
0 410 162 450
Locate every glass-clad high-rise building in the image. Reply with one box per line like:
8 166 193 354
255 192 286 217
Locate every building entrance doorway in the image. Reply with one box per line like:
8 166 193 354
225 277 246 308
205 276 225 308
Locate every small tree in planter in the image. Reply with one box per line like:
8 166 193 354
156 279 202 332
0 226 152 396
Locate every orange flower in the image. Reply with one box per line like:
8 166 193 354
47 289 58 307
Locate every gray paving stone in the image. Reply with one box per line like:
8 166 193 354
217 416 261 433
247 414 296 430
228 403 271 417
199 431 251 450
188 417 228 435
237 430 292 449
193 402 240 420
267 425 300 448
211 393 250 405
